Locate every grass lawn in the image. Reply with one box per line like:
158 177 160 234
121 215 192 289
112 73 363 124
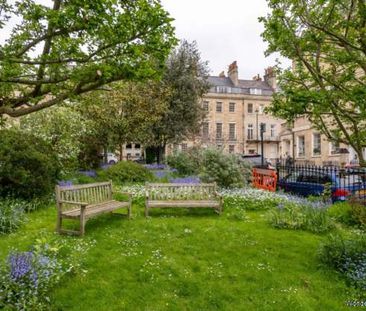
0 203 354 310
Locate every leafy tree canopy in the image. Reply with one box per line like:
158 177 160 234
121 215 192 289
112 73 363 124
149 40 210 158
260 0 366 164
0 0 176 117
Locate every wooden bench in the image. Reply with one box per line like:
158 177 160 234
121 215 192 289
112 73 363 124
55 181 131 236
145 183 222 217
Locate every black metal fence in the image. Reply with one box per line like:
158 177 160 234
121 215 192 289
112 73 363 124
275 161 366 204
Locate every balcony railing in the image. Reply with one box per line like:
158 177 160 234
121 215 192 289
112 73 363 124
246 135 280 142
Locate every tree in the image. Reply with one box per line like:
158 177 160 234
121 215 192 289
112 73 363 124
78 81 168 163
0 0 176 117
20 105 88 173
260 0 366 165
149 40 210 163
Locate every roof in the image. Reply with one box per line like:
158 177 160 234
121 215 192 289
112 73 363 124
207 76 274 95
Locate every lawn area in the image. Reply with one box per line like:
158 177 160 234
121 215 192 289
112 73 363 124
0 202 354 311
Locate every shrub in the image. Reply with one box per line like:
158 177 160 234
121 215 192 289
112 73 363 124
319 233 366 290
166 148 201 176
327 202 354 225
0 199 26 234
0 129 60 200
101 161 154 184
269 201 333 233
350 201 366 228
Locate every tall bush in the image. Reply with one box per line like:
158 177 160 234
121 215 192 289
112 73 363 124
0 129 60 200
200 148 251 188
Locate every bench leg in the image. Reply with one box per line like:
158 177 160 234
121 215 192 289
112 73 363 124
80 214 86 236
145 204 149 217
56 214 62 234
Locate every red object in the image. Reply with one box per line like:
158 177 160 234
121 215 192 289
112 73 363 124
333 189 351 197
252 168 277 192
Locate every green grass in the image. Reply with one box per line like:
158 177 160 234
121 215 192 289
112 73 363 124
0 203 355 310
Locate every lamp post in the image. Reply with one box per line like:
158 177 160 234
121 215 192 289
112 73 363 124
260 123 266 166
255 109 259 153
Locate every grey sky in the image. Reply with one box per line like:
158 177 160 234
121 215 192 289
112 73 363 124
160 0 291 79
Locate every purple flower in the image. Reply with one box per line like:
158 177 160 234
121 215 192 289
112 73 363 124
100 163 112 170
144 164 167 170
169 176 201 184
154 170 168 179
79 170 97 177
9 252 34 280
58 180 73 186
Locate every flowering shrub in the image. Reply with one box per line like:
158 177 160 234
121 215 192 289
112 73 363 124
0 236 96 310
79 170 97 178
58 180 73 187
0 199 26 234
319 234 366 290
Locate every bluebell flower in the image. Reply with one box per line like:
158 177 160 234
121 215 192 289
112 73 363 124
169 176 201 184
8 251 33 280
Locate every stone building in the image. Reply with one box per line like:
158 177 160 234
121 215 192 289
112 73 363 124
279 117 358 166
168 61 283 163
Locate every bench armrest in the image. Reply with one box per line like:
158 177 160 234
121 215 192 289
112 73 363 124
214 191 222 199
59 200 88 206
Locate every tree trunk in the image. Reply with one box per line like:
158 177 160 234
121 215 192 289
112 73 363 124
156 144 166 164
103 146 108 164
119 144 123 161
356 148 366 167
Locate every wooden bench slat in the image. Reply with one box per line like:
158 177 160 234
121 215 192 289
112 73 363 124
145 183 222 217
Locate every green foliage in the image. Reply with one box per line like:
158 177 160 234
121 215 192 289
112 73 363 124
200 148 251 188
101 162 154 184
349 201 366 228
20 105 88 174
260 0 366 165
0 199 26 234
327 202 354 226
166 147 202 176
270 203 333 233
0 0 176 118
148 41 210 160
0 128 60 200
167 147 252 188
319 233 366 290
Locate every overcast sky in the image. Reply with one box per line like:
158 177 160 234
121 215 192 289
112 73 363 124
160 0 291 79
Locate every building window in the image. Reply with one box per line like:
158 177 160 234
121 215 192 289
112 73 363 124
181 143 188 151
229 145 235 153
216 123 223 139
127 153 131 159
250 88 262 95
229 123 236 140
297 136 305 157
135 153 140 157
248 149 256 154
126 143 132 149
203 101 209 111
270 124 276 137
216 102 222 112
247 124 253 140
229 102 235 112
247 103 253 114
312 133 321 156
330 141 340 155
202 122 209 138
134 143 141 149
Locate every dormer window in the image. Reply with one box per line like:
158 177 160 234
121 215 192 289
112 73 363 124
250 88 262 95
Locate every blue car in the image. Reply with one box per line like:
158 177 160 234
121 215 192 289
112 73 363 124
277 169 366 201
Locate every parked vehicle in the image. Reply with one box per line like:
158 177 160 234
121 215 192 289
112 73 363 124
277 169 366 201
99 152 119 165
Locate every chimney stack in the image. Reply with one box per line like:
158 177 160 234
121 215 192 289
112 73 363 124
219 71 225 78
264 66 277 90
227 61 239 86
252 74 262 81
